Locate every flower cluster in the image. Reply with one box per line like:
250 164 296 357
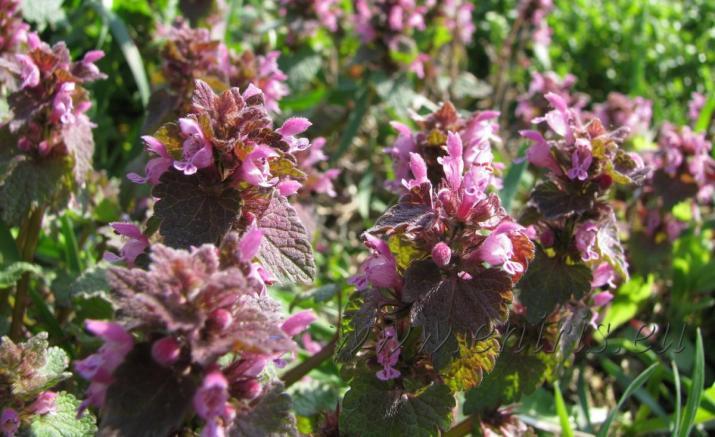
279 0 344 41
353 0 474 78
515 71 587 126
592 92 652 139
130 79 311 195
0 0 28 58
386 102 502 193
0 334 81 436
343 102 534 392
157 19 287 118
294 136 341 197
77 233 315 436
2 33 104 163
517 0 554 48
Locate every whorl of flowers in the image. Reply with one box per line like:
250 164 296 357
158 20 288 115
343 106 534 391
515 71 588 126
386 102 502 193
130 79 311 194
592 92 652 139
0 0 28 57
76 233 314 436
279 0 344 41
2 34 105 162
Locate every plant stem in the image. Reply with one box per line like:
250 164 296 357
281 334 338 388
444 415 474 437
9 206 45 341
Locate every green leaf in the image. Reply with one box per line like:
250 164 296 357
28 392 97 437
554 381 574 437
402 260 512 354
0 262 42 288
596 363 659 437
600 275 653 334
340 374 455 437
152 170 241 249
21 0 66 31
463 347 547 414
232 382 298 437
679 329 704 437
337 290 379 362
671 361 682 434
499 145 528 213
530 181 595 220
518 249 592 324
60 215 82 273
100 344 198 437
256 194 316 285
0 155 72 226
333 87 370 163
441 335 499 392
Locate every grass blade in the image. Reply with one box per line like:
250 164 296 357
554 381 574 437
679 329 704 437
597 363 659 437
499 144 528 213
671 360 681 435
60 215 82 273
332 87 370 164
91 1 150 106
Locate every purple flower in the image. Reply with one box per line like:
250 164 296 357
28 391 58 415
591 263 616 289
574 221 599 261
455 166 490 220
567 141 593 181
51 82 76 125
474 231 523 275
281 310 317 337
402 152 430 190
240 145 278 187
438 132 465 191
238 226 263 264
16 54 39 89
520 129 562 175
104 222 149 265
462 111 499 167
194 371 232 437
351 234 402 291
277 117 311 152
127 136 173 184
689 92 706 124
376 326 401 381
277 179 302 196
431 242 452 267
256 51 288 113
151 337 182 367
174 118 213 175
0 408 19 437
592 291 614 307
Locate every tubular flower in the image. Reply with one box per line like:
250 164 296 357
375 327 401 381
0 408 19 437
103 222 149 265
574 221 598 261
516 71 586 125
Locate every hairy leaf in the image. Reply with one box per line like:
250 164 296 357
0 155 73 225
340 374 454 437
403 260 512 354
518 249 592 324
29 392 97 436
595 210 629 280
370 202 435 235
152 169 241 248
463 347 547 414
337 290 380 362
231 382 298 437
100 344 198 437
441 335 500 392
256 194 316 284
62 116 95 184
0 262 42 288
530 181 595 220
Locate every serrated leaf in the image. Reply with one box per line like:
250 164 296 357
152 169 241 248
0 155 73 226
100 344 198 437
0 262 42 288
530 181 596 220
463 347 547 414
28 392 97 436
595 210 629 280
441 335 500 392
402 260 512 354
337 290 380 362
370 202 436 236
518 249 592 324
340 374 455 437
62 116 95 184
231 382 298 437
256 194 316 284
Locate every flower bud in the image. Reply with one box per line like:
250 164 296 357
151 337 181 367
431 242 451 267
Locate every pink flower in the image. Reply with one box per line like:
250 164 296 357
592 291 614 307
281 310 317 336
408 54 430 79
437 132 465 191
174 118 213 175
402 152 430 190
302 332 322 354
1 408 19 437
277 117 311 152
689 92 706 124
567 142 593 181
256 51 288 113
240 145 278 187
238 226 263 264
376 326 401 381
28 391 58 415
151 337 182 367
16 54 39 89
194 371 232 437
591 263 616 289
277 179 302 196
574 221 599 261
474 232 523 275
104 222 149 265
455 167 490 220
51 82 76 125
351 234 402 290
432 242 452 267
520 130 562 175
127 136 173 184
